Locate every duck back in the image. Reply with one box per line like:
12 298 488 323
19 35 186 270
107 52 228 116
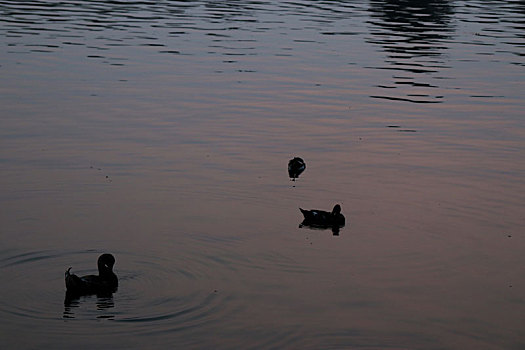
288 157 306 179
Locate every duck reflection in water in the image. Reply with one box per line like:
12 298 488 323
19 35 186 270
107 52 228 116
64 253 118 314
63 294 115 320
299 204 345 236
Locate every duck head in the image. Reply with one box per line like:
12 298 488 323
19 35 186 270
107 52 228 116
97 253 115 275
331 204 342 215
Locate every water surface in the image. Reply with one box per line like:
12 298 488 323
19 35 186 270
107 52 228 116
1 1 524 349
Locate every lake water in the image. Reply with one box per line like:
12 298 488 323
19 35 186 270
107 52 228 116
1 1 524 349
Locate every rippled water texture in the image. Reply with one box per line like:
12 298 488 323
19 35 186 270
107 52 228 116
1 1 524 349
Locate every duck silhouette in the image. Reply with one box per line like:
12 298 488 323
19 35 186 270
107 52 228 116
288 157 306 180
299 204 345 228
65 253 118 297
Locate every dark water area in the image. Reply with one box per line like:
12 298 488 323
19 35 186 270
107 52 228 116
1 1 524 349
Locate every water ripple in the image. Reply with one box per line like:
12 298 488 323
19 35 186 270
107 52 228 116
0 248 239 343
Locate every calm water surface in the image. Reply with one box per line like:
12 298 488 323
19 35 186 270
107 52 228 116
1 1 524 349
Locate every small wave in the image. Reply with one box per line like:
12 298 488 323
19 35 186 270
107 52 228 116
370 95 442 104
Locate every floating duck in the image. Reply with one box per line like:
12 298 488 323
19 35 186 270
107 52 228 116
288 157 306 180
299 204 345 227
65 253 118 296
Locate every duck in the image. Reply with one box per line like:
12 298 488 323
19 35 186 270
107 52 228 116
65 253 118 296
299 204 345 227
288 157 306 180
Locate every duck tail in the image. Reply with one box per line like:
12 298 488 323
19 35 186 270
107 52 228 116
65 267 83 292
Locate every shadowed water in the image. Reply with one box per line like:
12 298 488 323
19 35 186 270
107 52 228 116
1 1 524 349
